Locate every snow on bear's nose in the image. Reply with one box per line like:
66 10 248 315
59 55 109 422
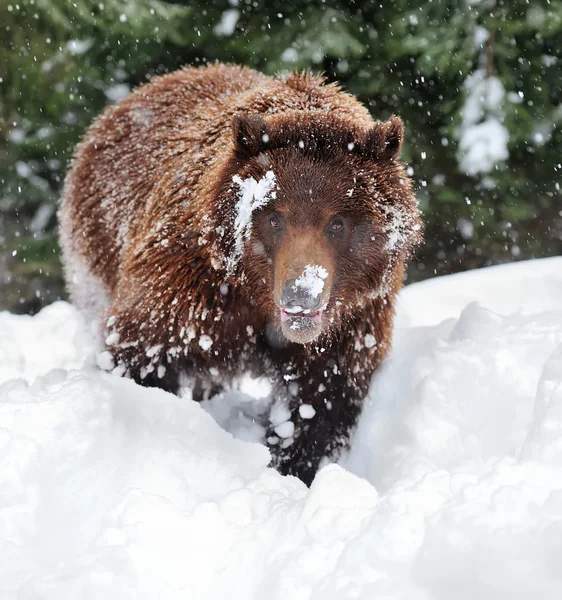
280 278 322 313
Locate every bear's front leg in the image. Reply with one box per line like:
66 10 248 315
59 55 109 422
102 309 182 394
265 353 372 486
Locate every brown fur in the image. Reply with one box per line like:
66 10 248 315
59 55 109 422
59 64 422 485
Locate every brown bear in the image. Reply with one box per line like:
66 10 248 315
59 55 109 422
59 63 422 486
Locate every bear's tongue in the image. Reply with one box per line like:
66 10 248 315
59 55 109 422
280 307 323 324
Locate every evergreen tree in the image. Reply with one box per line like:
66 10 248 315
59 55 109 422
1 0 561 312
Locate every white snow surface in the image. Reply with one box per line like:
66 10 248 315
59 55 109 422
2 257 562 598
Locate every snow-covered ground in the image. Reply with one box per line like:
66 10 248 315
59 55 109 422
1 256 562 599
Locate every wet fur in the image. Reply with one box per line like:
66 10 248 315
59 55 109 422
59 64 422 486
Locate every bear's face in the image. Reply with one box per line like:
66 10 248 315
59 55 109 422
214 113 422 345
249 151 386 344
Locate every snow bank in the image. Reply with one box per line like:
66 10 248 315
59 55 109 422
395 255 562 328
2 257 562 599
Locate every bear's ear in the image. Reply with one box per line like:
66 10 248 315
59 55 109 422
364 115 405 161
232 113 268 157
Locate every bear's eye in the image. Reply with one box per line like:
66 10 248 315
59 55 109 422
269 214 281 229
328 217 344 233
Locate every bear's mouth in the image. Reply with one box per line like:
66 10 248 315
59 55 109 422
280 306 324 324
278 305 326 344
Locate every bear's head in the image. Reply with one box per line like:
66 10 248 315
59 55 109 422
211 111 422 345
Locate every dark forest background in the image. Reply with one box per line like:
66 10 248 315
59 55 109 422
1 0 561 314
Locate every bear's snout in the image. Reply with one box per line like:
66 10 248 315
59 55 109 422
280 278 323 312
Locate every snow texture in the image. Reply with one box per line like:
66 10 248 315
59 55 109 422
198 335 213 351
63 249 112 323
458 118 509 176
2 257 562 599
213 9 240 37
299 404 316 419
104 83 131 103
66 39 93 56
281 47 299 63
385 203 421 253
293 264 328 298
458 69 509 175
230 170 276 274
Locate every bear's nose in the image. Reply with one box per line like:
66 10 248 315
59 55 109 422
280 279 322 312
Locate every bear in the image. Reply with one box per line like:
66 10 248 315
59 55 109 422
59 63 422 486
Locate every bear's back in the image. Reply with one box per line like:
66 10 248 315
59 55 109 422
58 65 270 313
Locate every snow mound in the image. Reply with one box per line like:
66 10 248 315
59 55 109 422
2 257 562 599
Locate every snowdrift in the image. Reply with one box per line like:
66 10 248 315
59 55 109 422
1 257 562 599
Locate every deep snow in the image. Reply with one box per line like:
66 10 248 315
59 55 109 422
1 257 562 599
